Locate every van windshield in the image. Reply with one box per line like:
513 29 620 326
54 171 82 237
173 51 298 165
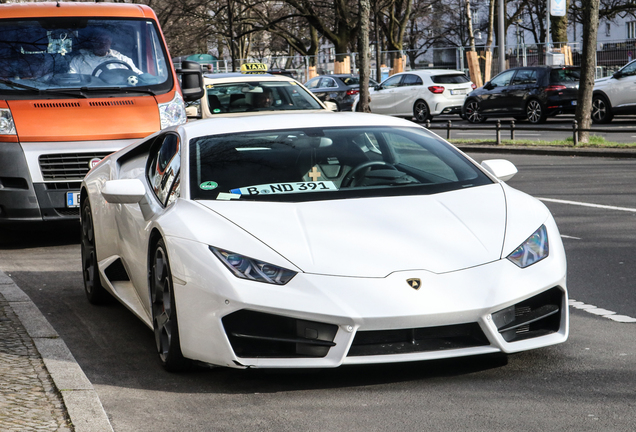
0 18 172 97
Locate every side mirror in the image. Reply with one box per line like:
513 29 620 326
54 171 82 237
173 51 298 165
484 81 494 90
374 85 382 91
613 71 623 79
177 60 205 102
481 159 518 181
101 179 146 204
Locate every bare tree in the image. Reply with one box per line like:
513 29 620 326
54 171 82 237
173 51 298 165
359 0 371 112
575 0 600 143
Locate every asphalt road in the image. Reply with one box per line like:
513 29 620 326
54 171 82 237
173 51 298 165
0 153 635 431
429 114 636 144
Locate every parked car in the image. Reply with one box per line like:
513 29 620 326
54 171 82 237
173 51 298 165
80 111 568 372
186 64 335 119
463 66 580 124
352 70 475 122
592 59 636 123
304 74 378 111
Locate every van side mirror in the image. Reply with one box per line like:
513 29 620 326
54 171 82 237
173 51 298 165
177 60 205 102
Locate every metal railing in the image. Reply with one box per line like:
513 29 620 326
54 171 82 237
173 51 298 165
423 119 636 147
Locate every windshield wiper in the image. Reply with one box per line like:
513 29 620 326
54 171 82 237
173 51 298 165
0 78 88 98
80 86 157 96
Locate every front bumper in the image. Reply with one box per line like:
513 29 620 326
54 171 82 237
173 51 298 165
169 236 568 369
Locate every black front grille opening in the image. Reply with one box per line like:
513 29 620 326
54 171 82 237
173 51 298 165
222 310 338 358
53 207 80 217
45 182 82 190
347 322 489 357
39 152 111 181
492 287 563 343
0 177 29 190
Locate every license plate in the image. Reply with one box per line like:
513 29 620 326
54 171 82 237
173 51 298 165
451 89 467 95
571 100 577 105
66 191 80 208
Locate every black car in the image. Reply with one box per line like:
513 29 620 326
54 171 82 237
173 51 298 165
462 66 580 124
304 74 378 111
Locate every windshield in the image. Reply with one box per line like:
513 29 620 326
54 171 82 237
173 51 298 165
0 18 172 97
205 80 323 113
190 126 492 202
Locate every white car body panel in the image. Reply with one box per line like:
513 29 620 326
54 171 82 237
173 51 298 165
81 112 568 370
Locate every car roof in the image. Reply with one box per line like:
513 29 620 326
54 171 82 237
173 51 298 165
179 112 418 138
203 73 296 84
394 69 467 77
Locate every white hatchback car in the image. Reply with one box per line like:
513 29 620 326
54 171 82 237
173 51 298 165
353 69 475 122
592 59 636 123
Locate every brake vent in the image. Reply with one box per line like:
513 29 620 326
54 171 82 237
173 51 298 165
89 100 135 107
33 102 81 108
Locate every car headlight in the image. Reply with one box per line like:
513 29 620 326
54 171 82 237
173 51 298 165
507 225 549 268
158 92 187 129
209 246 297 285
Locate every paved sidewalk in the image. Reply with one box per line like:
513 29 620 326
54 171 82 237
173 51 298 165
0 271 113 432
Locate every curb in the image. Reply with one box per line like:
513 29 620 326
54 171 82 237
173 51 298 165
0 270 114 432
455 143 636 158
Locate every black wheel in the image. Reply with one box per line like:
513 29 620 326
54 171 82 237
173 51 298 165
591 94 614 124
341 161 394 187
80 199 109 304
464 99 486 123
150 238 191 372
413 100 431 122
526 99 547 124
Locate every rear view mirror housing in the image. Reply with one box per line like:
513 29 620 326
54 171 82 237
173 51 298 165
481 159 518 181
177 60 205 102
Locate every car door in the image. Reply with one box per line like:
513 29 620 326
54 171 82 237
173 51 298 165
479 69 516 114
606 61 636 111
369 74 403 114
116 132 182 316
393 73 424 116
507 68 539 114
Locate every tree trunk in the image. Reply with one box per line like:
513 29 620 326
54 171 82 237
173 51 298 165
575 0 600 144
358 0 371 113
550 1 569 45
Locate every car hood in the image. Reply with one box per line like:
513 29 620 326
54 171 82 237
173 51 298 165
594 76 612 86
197 184 507 277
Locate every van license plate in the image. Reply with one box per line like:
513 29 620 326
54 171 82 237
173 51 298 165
67 192 80 208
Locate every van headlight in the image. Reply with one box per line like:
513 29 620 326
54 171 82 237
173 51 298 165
158 92 186 128
0 109 16 135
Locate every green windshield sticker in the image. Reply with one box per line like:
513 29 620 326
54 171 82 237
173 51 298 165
200 181 218 190
213 108 221 113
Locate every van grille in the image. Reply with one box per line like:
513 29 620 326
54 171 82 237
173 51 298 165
39 152 111 181
89 100 135 107
33 102 81 108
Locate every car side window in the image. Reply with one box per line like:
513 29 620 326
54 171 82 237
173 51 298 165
147 133 180 207
401 74 423 86
381 75 402 89
511 69 537 85
323 78 338 88
490 70 516 88
621 61 636 76
305 78 321 89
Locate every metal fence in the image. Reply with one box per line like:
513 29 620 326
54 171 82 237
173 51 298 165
204 38 635 83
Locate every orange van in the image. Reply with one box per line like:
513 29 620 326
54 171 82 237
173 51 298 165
0 2 202 223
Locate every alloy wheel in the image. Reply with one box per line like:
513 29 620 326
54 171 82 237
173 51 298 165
465 100 483 123
526 100 544 124
413 100 430 122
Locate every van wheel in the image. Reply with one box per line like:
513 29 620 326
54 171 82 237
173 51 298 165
591 94 613 124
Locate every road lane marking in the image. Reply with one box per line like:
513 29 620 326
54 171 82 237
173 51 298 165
538 198 636 213
561 235 581 240
569 299 636 323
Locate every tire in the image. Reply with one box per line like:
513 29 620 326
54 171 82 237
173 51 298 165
413 99 431 122
150 238 191 372
80 198 110 305
464 99 486 123
591 94 614 124
526 99 547 124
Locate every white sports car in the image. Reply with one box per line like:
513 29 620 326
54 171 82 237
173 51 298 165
80 112 568 372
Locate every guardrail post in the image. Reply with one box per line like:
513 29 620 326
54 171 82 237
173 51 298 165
510 120 515 140
447 120 452 140
426 119 431 129
496 120 501 145
573 120 578 146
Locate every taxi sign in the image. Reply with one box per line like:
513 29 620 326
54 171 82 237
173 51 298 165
240 63 268 74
